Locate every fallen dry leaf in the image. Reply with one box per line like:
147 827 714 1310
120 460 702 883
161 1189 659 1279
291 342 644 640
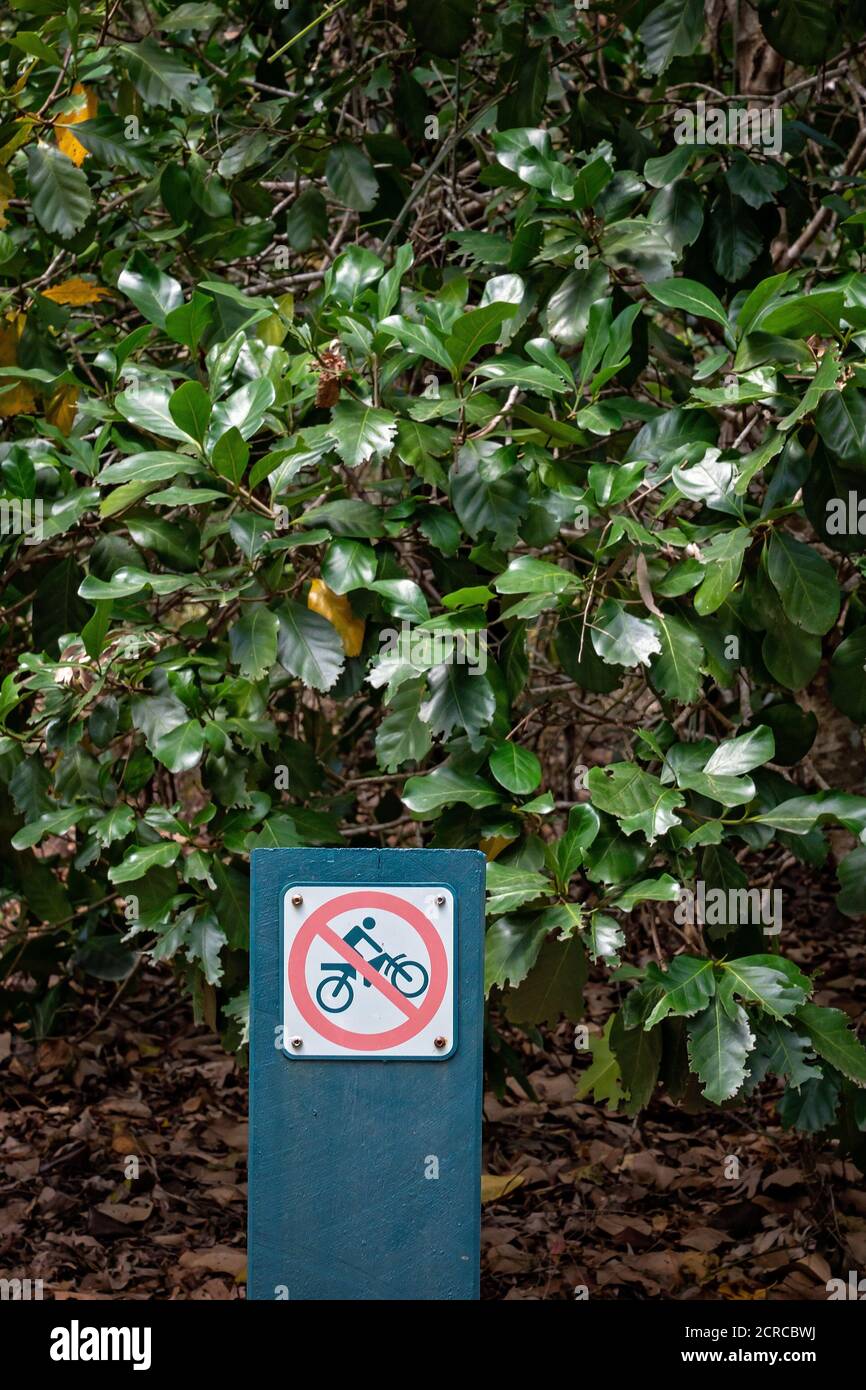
481 1172 525 1204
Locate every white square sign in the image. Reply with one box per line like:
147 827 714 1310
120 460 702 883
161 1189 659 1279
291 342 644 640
281 883 456 1060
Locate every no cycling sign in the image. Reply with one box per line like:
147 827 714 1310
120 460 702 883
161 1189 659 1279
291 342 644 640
281 884 456 1059
249 847 484 1299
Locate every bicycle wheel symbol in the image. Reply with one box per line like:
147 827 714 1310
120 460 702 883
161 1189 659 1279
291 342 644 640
387 958 429 998
316 970 355 1014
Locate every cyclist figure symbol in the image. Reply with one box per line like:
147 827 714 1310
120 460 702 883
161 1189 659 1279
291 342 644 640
316 916 430 1014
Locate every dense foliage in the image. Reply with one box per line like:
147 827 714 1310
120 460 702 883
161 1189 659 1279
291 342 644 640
2 0 866 1157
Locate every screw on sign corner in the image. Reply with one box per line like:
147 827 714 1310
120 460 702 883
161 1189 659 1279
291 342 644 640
434 1036 447 1049
291 1036 303 1049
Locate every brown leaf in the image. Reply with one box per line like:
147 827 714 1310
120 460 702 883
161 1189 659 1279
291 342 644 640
179 1245 247 1278
481 1172 525 1204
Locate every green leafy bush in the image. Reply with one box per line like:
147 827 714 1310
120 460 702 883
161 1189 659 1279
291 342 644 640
2 0 866 1157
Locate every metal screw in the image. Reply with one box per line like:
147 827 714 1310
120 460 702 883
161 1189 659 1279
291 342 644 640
290 1036 302 1049
291 894 303 906
434 1036 447 1049
435 895 446 906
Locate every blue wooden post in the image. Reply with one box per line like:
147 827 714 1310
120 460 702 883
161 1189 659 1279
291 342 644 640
248 847 485 1300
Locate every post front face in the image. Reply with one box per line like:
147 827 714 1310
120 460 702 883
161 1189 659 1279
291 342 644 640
248 847 485 1301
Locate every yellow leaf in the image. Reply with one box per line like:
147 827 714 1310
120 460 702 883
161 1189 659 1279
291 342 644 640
480 1172 525 1204
0 311 24 365
479 835 514 861
0 169 13 229
55 83 97 167
307 578 365 657
0 118 35 167
41 277 111 307
0 381 38 417
45 384 79 435
257 294 294 347
0 312 37 417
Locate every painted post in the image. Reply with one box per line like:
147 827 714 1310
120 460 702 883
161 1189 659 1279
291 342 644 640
248 847 485 1300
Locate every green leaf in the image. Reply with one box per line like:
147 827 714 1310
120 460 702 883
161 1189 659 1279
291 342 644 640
687 995 754 1103
91 805 136 849
587 763 685 843
796 1003 866 1085
695 525 750 614
829 629 866 723
815 386 866 470
180 909 227 985
153 719 205 773
381 315 454 372
277 600 345 692
450 443 529 547
69 117 153 175
27 144 93 239
330 401 397 467
647 277 728 329
644 955 716 1027
710 190 762 283
583 912 625 966
230 606 279 681
766 532 840 635
11 809 80 851
322 538 378 594
118 252 184 329
375 680 433 771
169 379 212 444
719 955 811 1021
649 613 704 704
420 663 495 741
725 153 787 211
119 37 208 110
33 555 90 655
575 1017 624 1109
609 874 680 912
325 143 378 211
592 599 662 668
406 0 475 57
504 936 587 1026
484 913 549 992
108 841 181 884
486 863 553 915
747 1015 822 1090
758 289 844 338
444 302 519 373
703 725 774 776
493 556 582 596
115 383 200 441
638 0 704 74
403 765 502 814
779 1073 841 1133
611 1009 663 1115
285 188 327 250
301 499 385 537
212 425 249 484
488 742 542 795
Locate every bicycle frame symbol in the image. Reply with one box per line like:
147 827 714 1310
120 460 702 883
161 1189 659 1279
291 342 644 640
316 915 430 1014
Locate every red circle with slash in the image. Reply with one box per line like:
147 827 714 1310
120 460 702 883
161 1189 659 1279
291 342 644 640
287 890 448 1050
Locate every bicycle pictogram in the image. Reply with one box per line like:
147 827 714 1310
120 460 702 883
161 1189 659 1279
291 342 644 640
316 915 430 1014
